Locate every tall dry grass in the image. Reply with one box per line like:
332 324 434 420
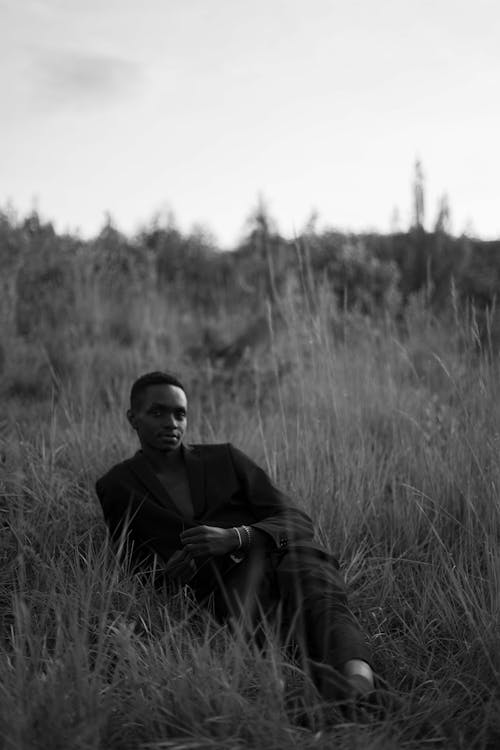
1 277 500 749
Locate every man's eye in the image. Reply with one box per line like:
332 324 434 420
176 411 186 419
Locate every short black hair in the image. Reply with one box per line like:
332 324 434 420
130 371 186 410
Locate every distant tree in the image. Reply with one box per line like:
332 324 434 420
15 213 74 338
412 159 425 230
241 196 280 303
302 209 319 236
244 195 277 248
434 193 451 234
91 213 152 289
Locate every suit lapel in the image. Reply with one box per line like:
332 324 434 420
183 444 206 519
128 451 182 516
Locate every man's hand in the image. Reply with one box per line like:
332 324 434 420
180 525 238 558
164 548 197 583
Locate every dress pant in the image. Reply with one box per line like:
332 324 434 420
191 546 372 699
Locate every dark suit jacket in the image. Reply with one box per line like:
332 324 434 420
95 443 325 577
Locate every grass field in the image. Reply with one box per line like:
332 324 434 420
1 278 500 749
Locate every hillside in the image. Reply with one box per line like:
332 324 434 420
1 208 500 748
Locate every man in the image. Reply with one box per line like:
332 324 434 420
96 370 375 701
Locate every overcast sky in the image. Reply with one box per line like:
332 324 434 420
1 0 499 246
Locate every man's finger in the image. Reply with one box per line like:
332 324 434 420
166 548 191 570
180 535 202 546
171 561 193 575
180 527 202 538
184 543 209 557
183 543 203 554
180 526 209 541
165 553 179 569
166 554 195 573
180 534 207 548
168 548 190 563
180 532 205 543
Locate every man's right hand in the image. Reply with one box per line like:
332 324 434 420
164 548 197 583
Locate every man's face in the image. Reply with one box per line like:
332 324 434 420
127 384 187 453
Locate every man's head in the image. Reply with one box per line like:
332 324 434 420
127 371 188 453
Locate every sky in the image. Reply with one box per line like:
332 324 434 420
1 0 499 247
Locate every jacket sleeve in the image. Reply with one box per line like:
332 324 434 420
228 444 316 552
95 476 169 582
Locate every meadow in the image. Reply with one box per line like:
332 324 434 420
1 213 500 749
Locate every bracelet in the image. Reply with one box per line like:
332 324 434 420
241 525 253 551
233 526 243 549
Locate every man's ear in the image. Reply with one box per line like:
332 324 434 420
127 409 137 430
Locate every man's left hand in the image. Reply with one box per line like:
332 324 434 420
180 525 238 558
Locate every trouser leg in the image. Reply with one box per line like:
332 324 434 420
192 546 371 699
194 549 277 633
273 547 372 699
